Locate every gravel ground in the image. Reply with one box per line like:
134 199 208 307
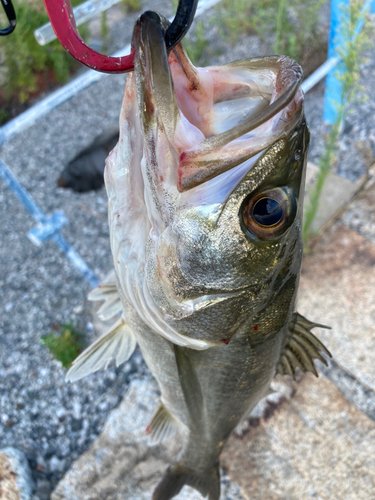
1 1 374 498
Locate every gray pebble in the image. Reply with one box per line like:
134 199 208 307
0 447 35 500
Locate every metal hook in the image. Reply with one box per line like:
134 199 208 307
165 0 198 50
0 0 16 36
42 0 198 74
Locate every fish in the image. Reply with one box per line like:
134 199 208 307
67 11 332 500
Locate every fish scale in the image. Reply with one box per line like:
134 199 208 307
66 10 331 500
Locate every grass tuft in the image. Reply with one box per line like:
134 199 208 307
41 323 85 368
183 21 211 66
121 0 141 13
215 0 326 64
0 0 88 121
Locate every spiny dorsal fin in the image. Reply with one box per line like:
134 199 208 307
66 317 137 382
276 312 332 379
146 401 179 444
88 282 122 321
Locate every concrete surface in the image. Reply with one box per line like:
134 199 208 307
51 379 244 500
341 165 375 244
1 3 374 498
50 373 375 500
307 169 367 234
299 224 375 391
223 374 375 500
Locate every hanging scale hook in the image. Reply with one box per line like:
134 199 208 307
42 0 198 74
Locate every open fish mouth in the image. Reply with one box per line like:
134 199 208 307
173 54 304 192
133 11 304 195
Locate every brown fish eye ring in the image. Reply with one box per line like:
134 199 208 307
241 187 296 239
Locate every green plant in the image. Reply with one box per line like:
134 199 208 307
215 0 275 44
121 0 141 13
274 0 287 54
183 21 211 66
0 109 10 125
41 323 85 368
215 0 325 63
101 10 110 53
303 120 342 245
303 0 371 244
273 0 326 61
1 0 87 104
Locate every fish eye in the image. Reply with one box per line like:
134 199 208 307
252 197 283 226
241 187 296 239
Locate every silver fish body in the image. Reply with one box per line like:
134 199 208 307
67 11 331 500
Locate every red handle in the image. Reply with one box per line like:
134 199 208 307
43 0 135 73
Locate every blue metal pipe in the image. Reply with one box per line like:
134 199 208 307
323 0 350 124
0 159 99 287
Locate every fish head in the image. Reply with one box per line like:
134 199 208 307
105 12 308 349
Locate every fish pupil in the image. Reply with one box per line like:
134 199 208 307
252 198 283 226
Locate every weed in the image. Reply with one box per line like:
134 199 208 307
273 0 326 62
1 0 86 104
41 323 85 368
171 3 219 66
303 120 341 245
303 0 371 244
122 0 141 13
0 109 10 124
101 10 111 53
215 0 274 44
215 0 326 65
183 21 211 66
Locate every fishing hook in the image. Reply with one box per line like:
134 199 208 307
42 0 198 74
0 0 16 36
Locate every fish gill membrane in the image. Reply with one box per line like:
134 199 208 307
67 11 332 500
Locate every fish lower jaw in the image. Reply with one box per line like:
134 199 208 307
163 284 262 319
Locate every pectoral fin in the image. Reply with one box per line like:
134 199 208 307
276 312 331 379
87 281 118 301
88 281 123 321
66 317 137 382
